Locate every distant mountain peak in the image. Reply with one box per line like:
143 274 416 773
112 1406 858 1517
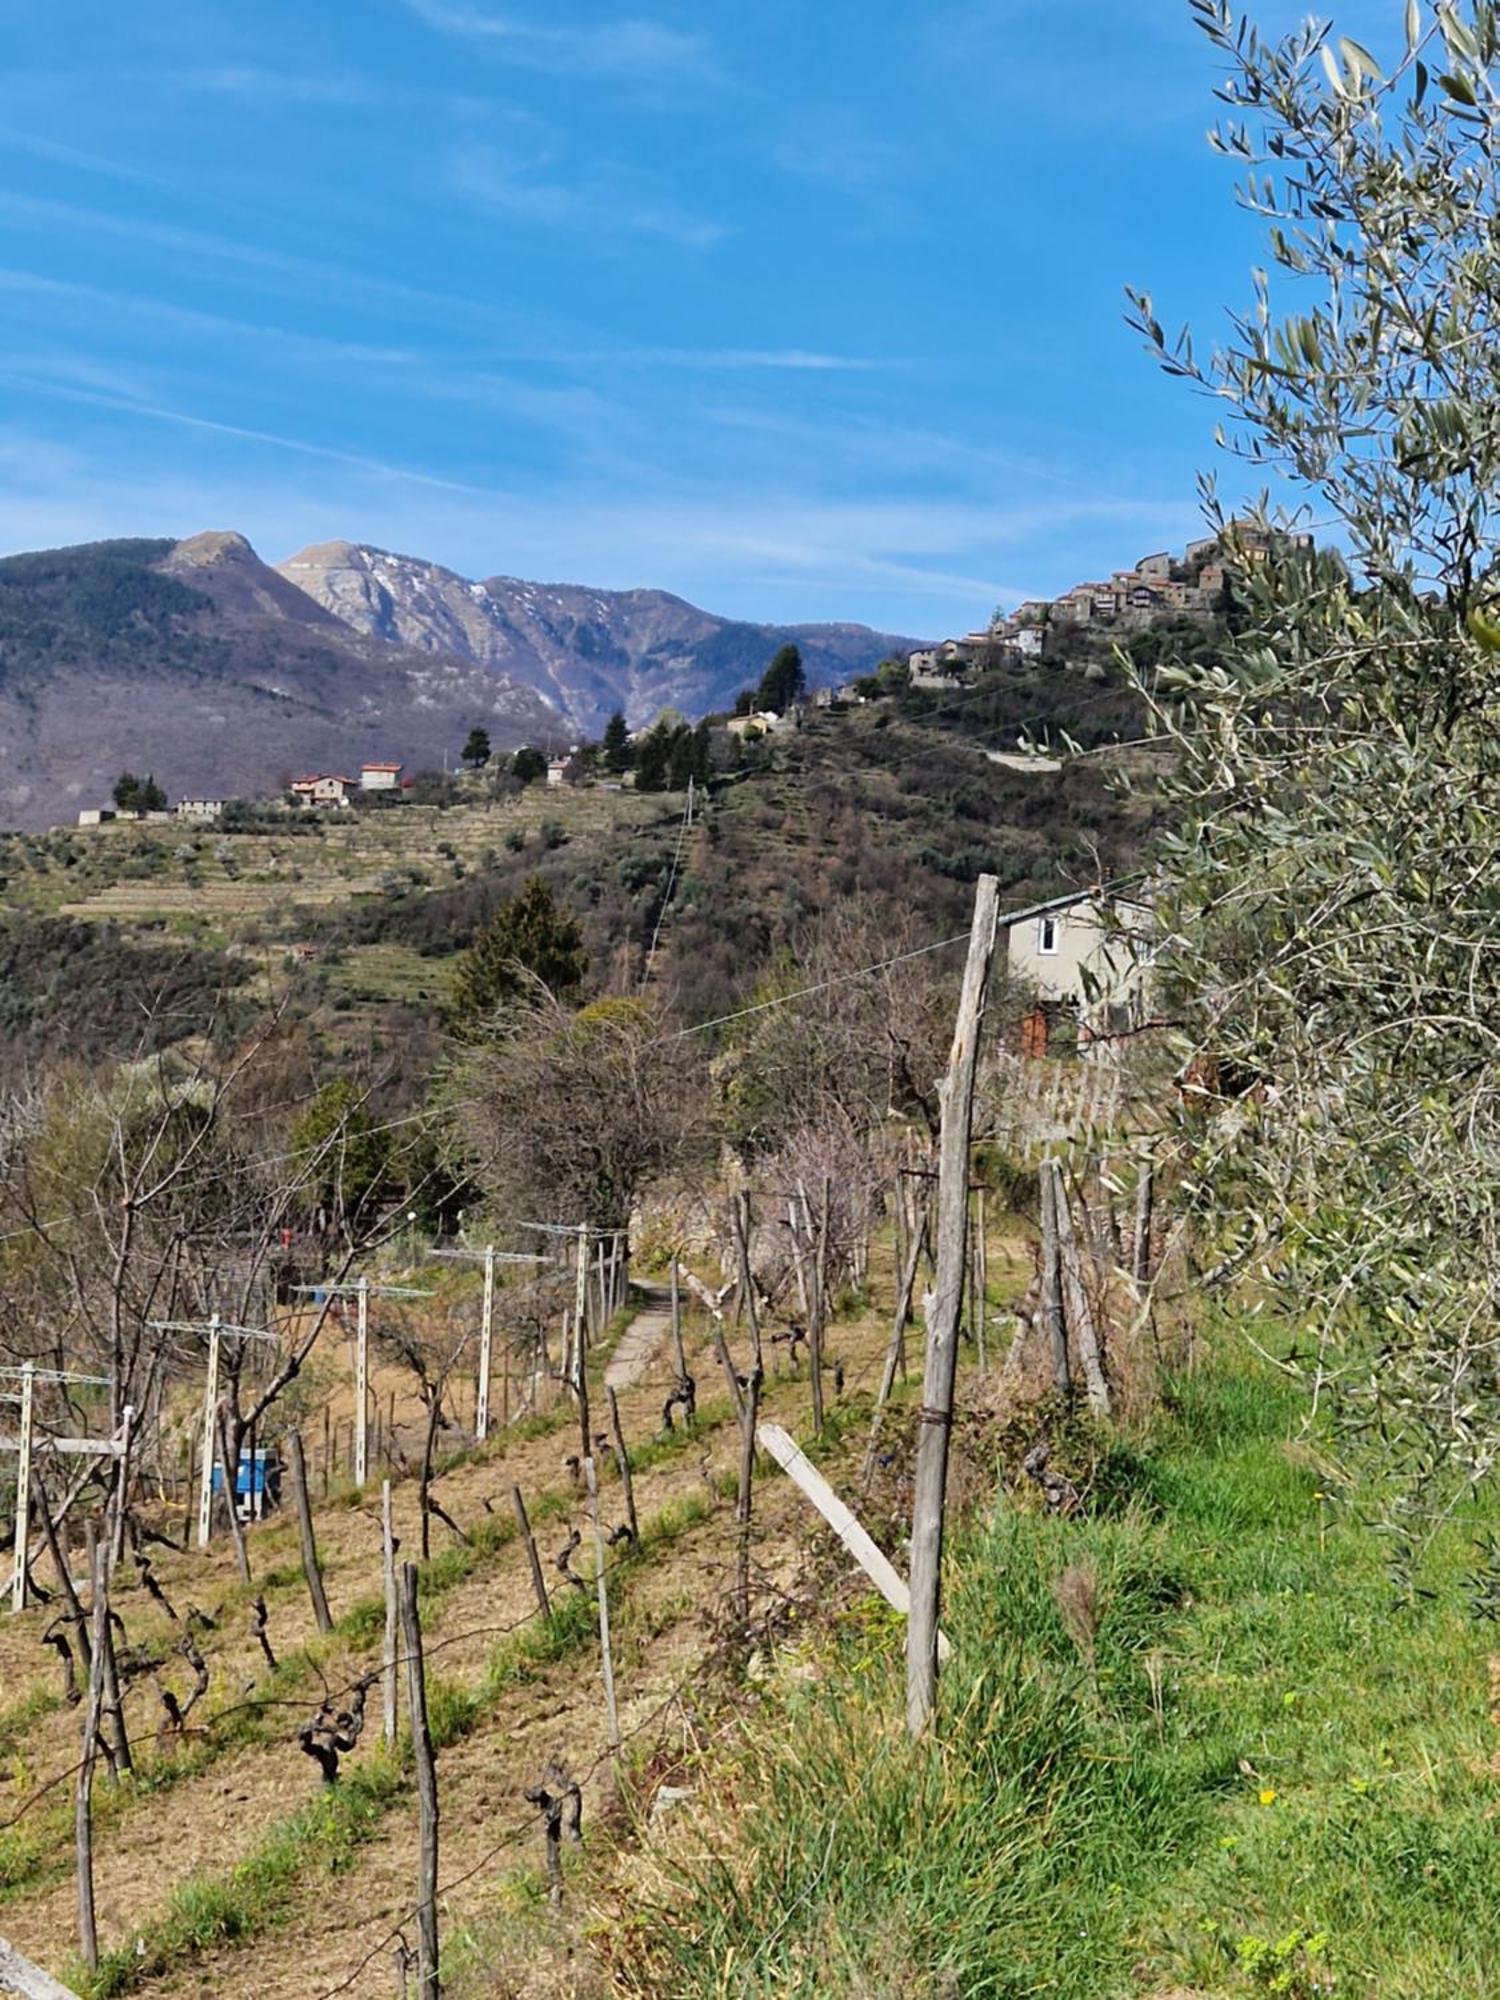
277 539 916 732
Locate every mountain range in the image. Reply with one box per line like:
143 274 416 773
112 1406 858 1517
0 530 917 828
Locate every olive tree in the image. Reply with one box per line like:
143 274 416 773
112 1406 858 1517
1132 0 1500 1589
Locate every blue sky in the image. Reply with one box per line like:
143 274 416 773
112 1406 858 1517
0 1 1376 636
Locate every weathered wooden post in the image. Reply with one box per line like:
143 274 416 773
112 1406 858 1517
511 1484 551 1621
286 1429 333 1634
604 1388 639 1543
76 1537 110 1973
0 1934 80 1999
583 1458 622 1785
860 1211 929 1491
907 874 999 1739
1051 1162 1112 1418
1132 1144 1156 1287
400 1563 440 1999
382 1479 399 1747
1039 1161 1070 1396
669 1258 688 1381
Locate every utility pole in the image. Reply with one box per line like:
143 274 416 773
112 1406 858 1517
148 1318 280 1549
427 1246 545 1442
293 1281 432 1487
0 1365 116 1613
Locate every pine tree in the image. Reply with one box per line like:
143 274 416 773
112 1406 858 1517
461 727 491 769
602 710 632 773
450 878 585 1033
756 644 805 714
635 726 671 793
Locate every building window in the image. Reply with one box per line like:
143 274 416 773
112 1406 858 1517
1038 916 1059 955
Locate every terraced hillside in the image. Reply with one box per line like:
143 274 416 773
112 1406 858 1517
0 1227 1021 1999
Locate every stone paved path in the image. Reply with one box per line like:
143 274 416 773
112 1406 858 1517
603 1281 677 1392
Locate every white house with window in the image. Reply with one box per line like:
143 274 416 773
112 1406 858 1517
1007 886 1155 1047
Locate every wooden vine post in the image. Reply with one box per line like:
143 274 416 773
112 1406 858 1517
381 1479 399 1747
583 1458 622 1785
76 1537 110 1974
1039 1160 1070 1396
286 1429 333 1634
906 873 999 1739
1049 1162 1113 1418
400 1563 440 2000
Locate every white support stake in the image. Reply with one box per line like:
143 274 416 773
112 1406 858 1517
196 1315 221 1552
0 1930 83 1999
355 1276 369 1488
476 1247 495 1443
757 1421 950 1663
572 1227 589 1392
11 1364 33 1613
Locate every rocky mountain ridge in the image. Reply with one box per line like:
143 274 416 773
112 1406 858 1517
277 538 916 734
0 528 913 827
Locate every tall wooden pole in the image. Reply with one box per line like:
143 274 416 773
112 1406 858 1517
400 1565 440 2000
669 1258 687 1381
573 1228 591 1459
1039 1162 1070 1396
196 1315 220 1551
354 1278 370 1488
476 1247 496 1443
287 1429 333 1634
583 1458 622 1783
381 1480 399 1747
1132 1146 1156 1287
906 874 999 1739
11 1363 33 1612
76 1537 109 1973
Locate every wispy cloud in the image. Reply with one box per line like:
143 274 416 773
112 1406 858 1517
0 370 496 496
774 114 904 195
590 347 891 372
0 190 515 327
0 124 178 192
167 67 388 107
448 140 726 248
398 0 717 82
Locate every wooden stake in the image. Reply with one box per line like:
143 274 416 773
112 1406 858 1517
399 1564 440 2000
354 1278 370 1489
381 1480 399 1747
76 1538 109 1973
604 1388 639 1543
1051 1162 1112 1418
583 1458 622 1782
762 1423 950 1661
731 1194 764 1375
196 1318 220 1552
669 1258 687 1380
215 1405 251 1585
476 1247 496 1443
286 1429 333 1634
0 1934 80 2000
735 1365 762 1630
860 1211 928 1491
1039 1161 1070 1397
1132 1146 1155 1286
974 1187 989 1375
11 1362 33 1613
807 1177 830 1434
907 873 999 1739
511 1485 550 1621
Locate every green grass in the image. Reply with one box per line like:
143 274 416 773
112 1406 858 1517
613 1356 1500 1999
